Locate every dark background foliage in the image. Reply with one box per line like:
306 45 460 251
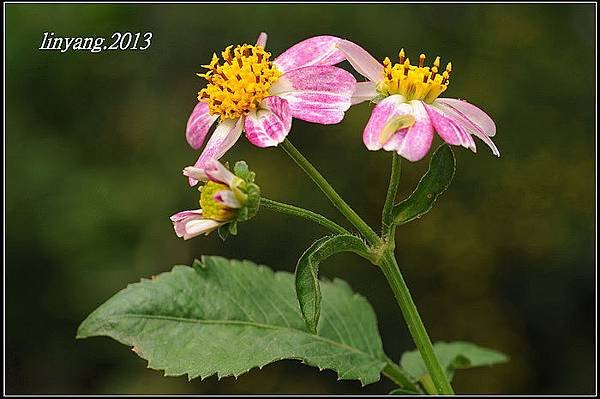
5 3 595 394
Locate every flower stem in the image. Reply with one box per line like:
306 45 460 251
280 139 452 394
420 374 440 395
379 252 454 395
260 197 349 235
381 153 401 240
280 139 380 245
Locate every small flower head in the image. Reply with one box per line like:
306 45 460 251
172 159 260 240
337 40 499 161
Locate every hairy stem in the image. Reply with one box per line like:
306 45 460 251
379 252 454 395
280 139 380 245
381 152 401 243
260 198 349 235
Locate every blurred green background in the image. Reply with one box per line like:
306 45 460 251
5 3 595 395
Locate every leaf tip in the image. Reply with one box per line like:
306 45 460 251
75 317 94 339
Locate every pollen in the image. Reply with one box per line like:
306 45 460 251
379 49 452 103
197 44 282 119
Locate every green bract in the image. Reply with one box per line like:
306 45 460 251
219 161 261 239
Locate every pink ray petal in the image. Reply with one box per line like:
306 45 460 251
436 98 496 137
255 32 268 48
244 96 292 147
362 94 409 150
170 209 203 223
204 159 238 186
392 100 435 162
170 209 205 239
182 166 209 182
424 103 477 152
382 129 408 152
186 102 219 150
273 36 346 73
183 218 222 239
432 99 499 156
352 81 378 105
214 190 242 209
188 117 244 186
270 65 355 124
337 39 384 83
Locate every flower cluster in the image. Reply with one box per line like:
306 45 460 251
172 32 500 240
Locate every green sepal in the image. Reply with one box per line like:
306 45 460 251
217 224 230 241
228 221 238 235
234 160 256 183
236 181 260 222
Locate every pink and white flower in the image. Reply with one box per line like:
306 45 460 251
337 40 499 162
185 32 357 185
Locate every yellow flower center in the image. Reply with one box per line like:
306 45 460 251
200 181 237 221
379 49 452 103
197 44 282 120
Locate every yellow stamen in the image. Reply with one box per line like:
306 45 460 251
380 49 452 103
399 48 406 64
197 44 282 119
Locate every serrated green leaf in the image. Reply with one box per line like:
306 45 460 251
400 341 509 382
77 256 387 385
393 144 455 225
295 234 373 334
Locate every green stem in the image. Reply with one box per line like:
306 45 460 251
379 252 454 395
260 198 349 235
382 358 422 393
381 153 401 241
420 375 440 395
280 138 452 394
280 139 380 245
